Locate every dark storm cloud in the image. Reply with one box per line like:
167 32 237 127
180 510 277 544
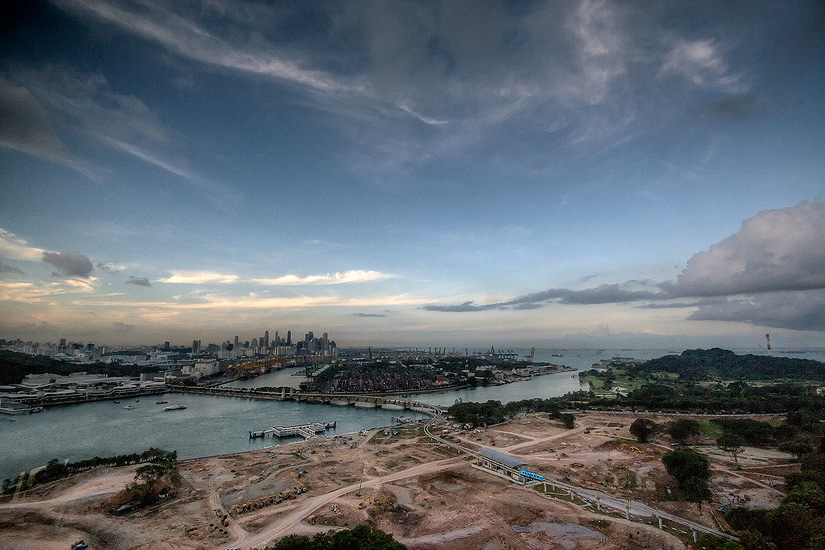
426 202 825 331
126 276 151 287
688 291 825 332
42 250 94 278
0 263 24 275
424 283 664 312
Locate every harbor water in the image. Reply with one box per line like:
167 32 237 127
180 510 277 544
2 347 822 481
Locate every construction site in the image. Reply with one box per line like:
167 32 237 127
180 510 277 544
0 410 793 550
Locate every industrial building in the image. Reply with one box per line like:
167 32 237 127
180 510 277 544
477 447 529 483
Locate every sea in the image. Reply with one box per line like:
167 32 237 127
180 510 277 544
2 347 823 481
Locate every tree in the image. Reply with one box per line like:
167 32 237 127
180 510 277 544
778 436 814 460
786 481 825 515
630 419 657 443
764 502 819 550
268 525 406 549
559 413 575 429
667 419 702 445
662 447 711 502
717 433 745 466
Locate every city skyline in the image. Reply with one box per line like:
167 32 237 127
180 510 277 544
1 1 824 349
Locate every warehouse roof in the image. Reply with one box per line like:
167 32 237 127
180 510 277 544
480 447 527 469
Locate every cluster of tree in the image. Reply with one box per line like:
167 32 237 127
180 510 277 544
573 380 825 415
662 447 712 502
0 350 156 385
268 525 406 550
1 448 177 494
725 448 825 549
628 348 825 382
711 418 774 447
448 399 574 428
122 457 181 508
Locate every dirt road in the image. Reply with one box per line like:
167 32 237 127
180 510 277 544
222 457 464 550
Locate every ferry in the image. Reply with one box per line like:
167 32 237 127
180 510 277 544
164 404 186 411
156 400 168 404
123 405 134 410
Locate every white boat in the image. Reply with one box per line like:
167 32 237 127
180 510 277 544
164 404 186 411
123 405 134 410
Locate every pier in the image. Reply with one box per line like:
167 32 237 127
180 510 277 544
249 421 336 440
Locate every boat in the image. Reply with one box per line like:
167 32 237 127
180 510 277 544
156 400 168 404
123 405 134 410
30 407 44 413
114 400 120 404
164 404 186 411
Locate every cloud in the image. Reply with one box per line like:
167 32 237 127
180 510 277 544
0 281 63 302
353 312 387 318
82 293 429 311
42 250 94 278
0 263 25 275
398 103 448 125
659 39 741 91
667 201 825 297
253 270 394 286
0 76 67 158
688 291 825 332
1 65 168 179
126 276 152 287
426 202 825 332
423 282 663 312
158 271 239 284
104 139 236 202
53 0 359 93
96 262 125 272
0 228 47 261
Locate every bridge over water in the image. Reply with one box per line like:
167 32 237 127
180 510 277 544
170 385 440 415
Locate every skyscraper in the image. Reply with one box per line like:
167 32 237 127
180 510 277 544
264 330 269 348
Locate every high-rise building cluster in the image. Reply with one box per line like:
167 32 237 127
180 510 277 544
1 328 337 365
193 328 337 360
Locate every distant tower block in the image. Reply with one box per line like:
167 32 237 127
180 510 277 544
766 334 772 355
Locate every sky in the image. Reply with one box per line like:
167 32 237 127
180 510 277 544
0 0 824 350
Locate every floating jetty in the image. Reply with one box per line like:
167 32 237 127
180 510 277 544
249 421 336 440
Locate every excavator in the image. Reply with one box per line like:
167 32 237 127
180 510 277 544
358 496 385 509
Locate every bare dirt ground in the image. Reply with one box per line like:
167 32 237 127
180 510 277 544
0 412 794 550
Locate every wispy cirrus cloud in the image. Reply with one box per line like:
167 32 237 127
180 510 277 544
53 0 360 93
253 270 395 286
104 138 236 202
